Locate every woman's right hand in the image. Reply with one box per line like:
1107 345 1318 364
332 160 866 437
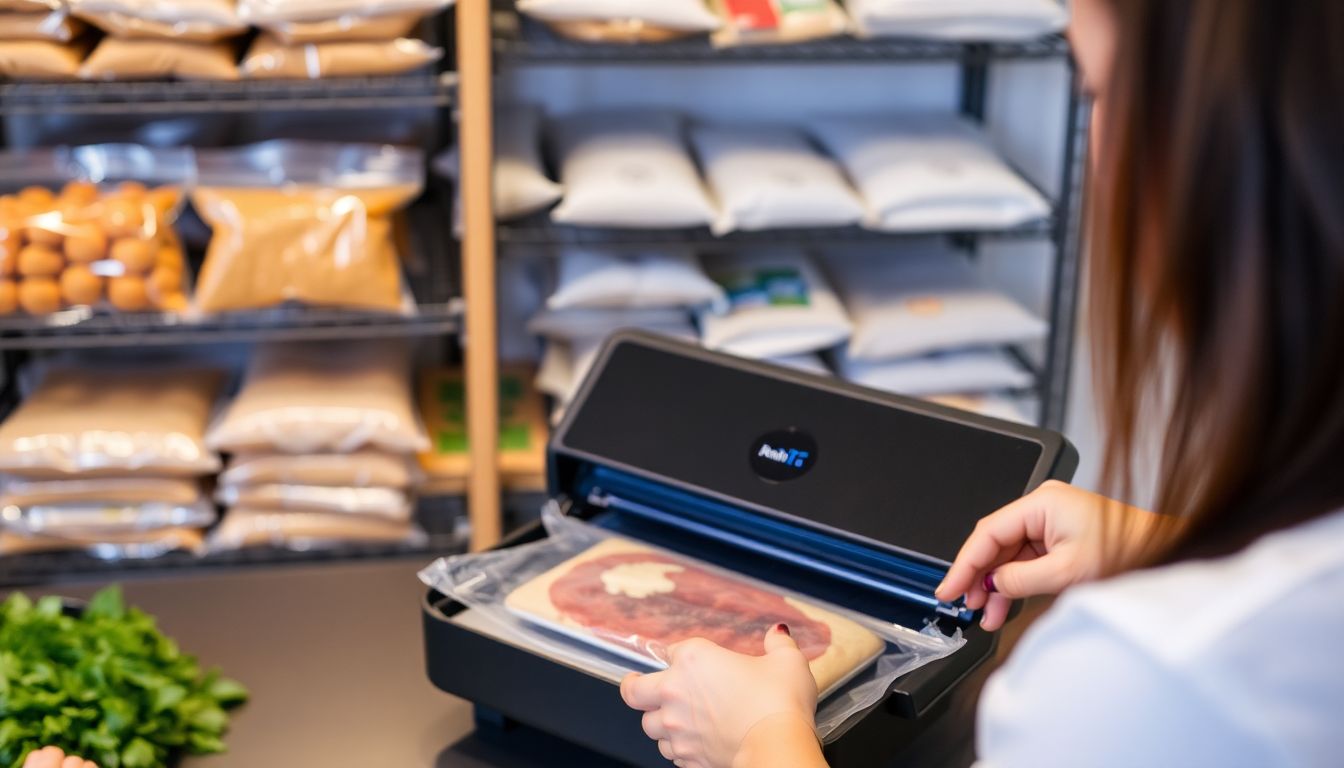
934 480 1155 631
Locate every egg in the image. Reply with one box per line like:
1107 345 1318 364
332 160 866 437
60 181 99 206
64 228 108 263
17 244 64 277
108 275 149 311
147 264 181 299
0 232 20 277
0 279 16 314
156 244 186 271
100 199 145 239
59 265 103 306
23 224 64 249
18 277 61 314
110 238 154 274
155 291 189 313
18 186 55 207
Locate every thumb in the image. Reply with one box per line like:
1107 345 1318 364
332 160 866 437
990 555 1074 599
763 623 801 656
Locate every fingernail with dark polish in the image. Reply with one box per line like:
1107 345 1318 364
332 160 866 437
776 623 791 636
983 573 997 594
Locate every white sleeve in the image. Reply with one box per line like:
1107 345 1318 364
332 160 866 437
973 606 1275 768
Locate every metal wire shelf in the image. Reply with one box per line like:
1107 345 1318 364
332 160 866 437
495 216 1056 248
493 12 1069 65
0 72 459 116
0 193 462 350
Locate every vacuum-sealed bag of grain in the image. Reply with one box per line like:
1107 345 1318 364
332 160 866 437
192 141 422 314
0 144 195 316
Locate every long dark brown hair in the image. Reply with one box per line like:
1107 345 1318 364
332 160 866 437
1092 0 1344 569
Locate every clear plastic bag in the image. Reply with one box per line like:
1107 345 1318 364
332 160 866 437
419 508 963 737
191 141 422 314
215 483 412 519
0 144 195 315
0 498 217 536
206 507 427 551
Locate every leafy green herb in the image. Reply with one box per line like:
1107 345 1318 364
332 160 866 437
0 586 247 768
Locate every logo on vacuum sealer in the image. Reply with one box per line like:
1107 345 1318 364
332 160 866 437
750 430 818 482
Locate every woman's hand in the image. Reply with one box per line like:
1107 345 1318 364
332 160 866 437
620 624 824 768
935 480 1156 631
22 747 97 768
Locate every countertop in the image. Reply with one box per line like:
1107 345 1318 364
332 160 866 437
8 559 992 767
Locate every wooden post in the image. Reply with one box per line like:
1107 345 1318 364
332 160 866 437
457 0 502 550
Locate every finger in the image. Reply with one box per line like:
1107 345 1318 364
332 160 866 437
659 740 676 762
989 549 1078 599
620 671 665 712
980 593 1014 632
62 757 87 768
641 710 668 741
964 542 1039 610
936 493 1051 602
763 623 800 656
24 748 63 768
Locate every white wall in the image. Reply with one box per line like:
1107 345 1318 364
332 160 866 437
499 59 1105 487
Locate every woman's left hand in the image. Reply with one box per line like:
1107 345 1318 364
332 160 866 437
620 624 821 768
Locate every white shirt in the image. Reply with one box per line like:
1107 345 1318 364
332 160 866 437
976 508 1344 767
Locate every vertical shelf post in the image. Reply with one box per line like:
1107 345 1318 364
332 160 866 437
458 0 503 550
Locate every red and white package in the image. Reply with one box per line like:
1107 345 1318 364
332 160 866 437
711 0 849 47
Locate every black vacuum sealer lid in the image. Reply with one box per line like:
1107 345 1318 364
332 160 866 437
551 332 1076 574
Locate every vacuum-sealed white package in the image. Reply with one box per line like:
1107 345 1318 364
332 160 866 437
835 347 1033 396
847 0 1065 41
69 0 246 41
811 114 1051 232
691 124 864 235
699 249 852 359
419 508 964 738
239 0 452 24
824 244 1048 360
206 507 427 551
0 498 218 536
515 0 720 32
549 111 718 230
215 483 412 520
495 105 564 220
547 248 724 311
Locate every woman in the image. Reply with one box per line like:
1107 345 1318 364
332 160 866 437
621 1 1344 766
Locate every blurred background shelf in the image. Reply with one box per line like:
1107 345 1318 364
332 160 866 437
493 11 1069 65
0 73 458 116
495 217 1057 248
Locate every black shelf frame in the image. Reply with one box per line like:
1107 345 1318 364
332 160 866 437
492 13 1089 433
0 73 458 116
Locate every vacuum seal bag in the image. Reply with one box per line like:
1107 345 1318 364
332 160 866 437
238 0 452 25
240 34 442 79
698 249 852 359
0 498 217 536
259 11 420 44
206 341 429 455
542 19 698 44
215 483 412 520
0 366 223 477
206 507 427 551
221 451 419 489
0 526 205 558
0 475 202 506
547 248 724 311
811 114 1052 232
80 38 241 81
847 0 1066 41
192 141 422 314
515 0 720 33
419 509 964 737
0 39 88 80
69 0 247 41
0 11 86 42
0 144 194 315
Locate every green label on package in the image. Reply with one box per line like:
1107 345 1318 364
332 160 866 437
713 267 811 309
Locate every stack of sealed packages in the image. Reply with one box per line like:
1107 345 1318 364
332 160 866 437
72 0 248 81
237 0 449 79
205 341 428 552
0 0 88 82
0 363 223 558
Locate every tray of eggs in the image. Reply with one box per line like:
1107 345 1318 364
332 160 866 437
0 180 190 317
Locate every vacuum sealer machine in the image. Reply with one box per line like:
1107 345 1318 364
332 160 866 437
422 331 1078 766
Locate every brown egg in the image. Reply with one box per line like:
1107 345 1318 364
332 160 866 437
64 228 108 263
18 186 55 207
0 233 19 277
59 265 103 306
108 275 149 311
60 181 99 206
18 277 61 315
17 244 64 277
147 263 181 297
23 224 64 248
155 291 189 313
0 279 16 314
100 199 145 239
110 238 154 274
156 244 186 271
